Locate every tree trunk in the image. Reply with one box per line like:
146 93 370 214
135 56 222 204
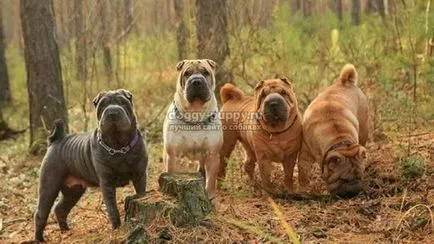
74 0 87 82
174 0 188 60
99 0 112 84
196 0 231 102
291 0 301 13
336 0 343 22
302 0 314 17
0 7 11 104
20 0 68 153
124 0 133 30
352 0 362 25
377 0 387 21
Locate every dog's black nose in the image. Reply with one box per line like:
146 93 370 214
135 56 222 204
105 109 121 120
269 101 279 107
191 79 203 86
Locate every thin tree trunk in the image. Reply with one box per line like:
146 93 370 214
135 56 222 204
174 0 188 60
336 0 343 22
352 0 362 25
302 0 314 17
377 0 387 22
291 0 301 13
99 0 112 84
196 0 232 102
74 0 87 82
20 0 68 153
0 7 11 104
125 0 133 30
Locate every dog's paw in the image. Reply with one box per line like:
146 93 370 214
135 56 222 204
111 219 121 229
58 222 70 231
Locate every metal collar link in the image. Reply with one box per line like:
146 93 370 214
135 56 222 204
97 130 140 155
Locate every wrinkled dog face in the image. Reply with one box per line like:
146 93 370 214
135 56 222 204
93 89 135 133
322 145 366 198
254 78 295 126
176 59 217 104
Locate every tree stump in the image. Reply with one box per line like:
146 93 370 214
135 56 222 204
125 172 212 228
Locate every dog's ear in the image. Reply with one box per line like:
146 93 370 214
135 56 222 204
205 59 217 70
176 60 186 71
254 80 265 92
254 80 265 111
118 89 133 103
92 91 107 107
279 76 292 88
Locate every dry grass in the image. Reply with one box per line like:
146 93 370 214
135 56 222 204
0 128 433 243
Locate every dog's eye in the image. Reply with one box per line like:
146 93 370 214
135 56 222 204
201 69 210 76
120 99 130 106
328 157 340 169
279 90 286 96
184 70 192 77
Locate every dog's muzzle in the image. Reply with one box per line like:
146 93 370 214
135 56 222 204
100 105 131 132
185 74 210 103
263 94 289 124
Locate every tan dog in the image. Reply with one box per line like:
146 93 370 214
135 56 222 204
163 59 223 199
298 64 369 198
219 78 302 193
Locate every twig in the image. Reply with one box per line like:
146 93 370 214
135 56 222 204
2 218 27 226
397 132 430 138
425 1 431 57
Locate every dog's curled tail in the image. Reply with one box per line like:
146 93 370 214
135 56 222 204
220 83 244 104
337 64 358 86
48 119 66 144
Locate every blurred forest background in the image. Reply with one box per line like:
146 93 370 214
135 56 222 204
0 0 432 149
0 0 433 243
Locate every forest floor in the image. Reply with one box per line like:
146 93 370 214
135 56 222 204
0 123 433 243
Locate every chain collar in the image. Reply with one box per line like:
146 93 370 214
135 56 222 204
97 130 140 155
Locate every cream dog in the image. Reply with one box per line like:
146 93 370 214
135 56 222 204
163 59 223 199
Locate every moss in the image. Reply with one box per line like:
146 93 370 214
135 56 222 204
400 154 425 179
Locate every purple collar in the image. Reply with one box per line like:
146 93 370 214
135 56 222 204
97 130 140 155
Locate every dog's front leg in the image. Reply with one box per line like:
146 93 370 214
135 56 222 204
257 158 274 192
283 152 298 193
132 172 147 196
164 151 177 173
203 152 220 200
100 181 120 229
124 172 147 212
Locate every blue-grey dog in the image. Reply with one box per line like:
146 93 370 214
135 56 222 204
34 89 148 242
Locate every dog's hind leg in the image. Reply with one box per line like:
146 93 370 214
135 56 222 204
297 142 315 193
218 131 238 179
54 185 86 231
240 140 256 180
34 158 67 242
